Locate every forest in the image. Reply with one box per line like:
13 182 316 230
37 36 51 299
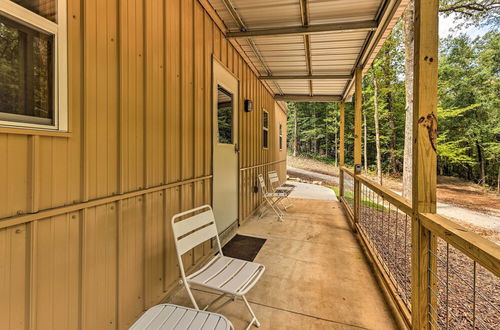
287 1 499 191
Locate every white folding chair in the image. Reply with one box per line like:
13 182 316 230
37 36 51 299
267 171 294 210
130 303 234 330
171 205 265 330
257 174 287 221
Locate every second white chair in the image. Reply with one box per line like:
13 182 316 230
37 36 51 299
257 174 287 221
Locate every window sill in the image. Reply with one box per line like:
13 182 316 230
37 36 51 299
0 126 72 138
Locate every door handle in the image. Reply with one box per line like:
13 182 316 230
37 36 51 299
234 143 240 153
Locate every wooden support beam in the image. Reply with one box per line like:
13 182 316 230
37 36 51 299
226 20 378 39
259 74 352 80
411 0 439 328
353 67 362 224
274 94 342 102
339 101 345 196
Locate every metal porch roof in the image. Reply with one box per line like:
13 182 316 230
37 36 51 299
207 0 409 102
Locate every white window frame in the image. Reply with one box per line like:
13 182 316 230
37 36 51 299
262 109 269 149
0 0 68 131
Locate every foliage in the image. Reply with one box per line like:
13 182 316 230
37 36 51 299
287 25 500 187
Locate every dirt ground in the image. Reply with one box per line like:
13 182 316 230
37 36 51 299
288 155 500 216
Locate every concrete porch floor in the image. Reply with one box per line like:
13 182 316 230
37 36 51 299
169 196 397 329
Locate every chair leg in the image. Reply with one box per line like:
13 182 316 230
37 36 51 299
184 282 200 310
242 295 260 329
269 199 284 221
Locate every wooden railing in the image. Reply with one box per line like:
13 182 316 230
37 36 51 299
339 167 500 329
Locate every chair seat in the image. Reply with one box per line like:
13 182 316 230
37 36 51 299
276 186 294 191
264 192 287 198
129 304 232 330
188 255 265 296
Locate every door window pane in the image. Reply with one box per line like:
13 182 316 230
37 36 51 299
0 14 54 124
11 0 57 22
217 86 233 144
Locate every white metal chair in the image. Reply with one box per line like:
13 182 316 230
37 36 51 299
171 205 265 330
129 303 234 330
257 174 287 221
267 171 294 210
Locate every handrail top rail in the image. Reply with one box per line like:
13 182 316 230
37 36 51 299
420 212 500 277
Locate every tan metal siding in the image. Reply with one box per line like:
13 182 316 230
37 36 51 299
0 0 286 329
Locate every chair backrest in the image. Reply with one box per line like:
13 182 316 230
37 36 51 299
268 171 280 189
257 174 268 194
171 205 223 276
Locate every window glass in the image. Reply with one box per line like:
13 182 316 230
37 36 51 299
262 110 269 148
11 0 57 22
0 14 54 124
279 123 283 150
217 85 233 144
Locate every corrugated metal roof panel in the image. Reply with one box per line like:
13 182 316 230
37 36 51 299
207 0 408 99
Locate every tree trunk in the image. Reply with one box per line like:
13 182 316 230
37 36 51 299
387 92 398 174
476 140 486 185
497 163 499 193
293 108 298 156
363 110 368 173
334 131 338 167
373 71 382 185
402 1 414 200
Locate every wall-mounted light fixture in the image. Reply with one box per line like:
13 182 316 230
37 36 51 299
244 99 253 112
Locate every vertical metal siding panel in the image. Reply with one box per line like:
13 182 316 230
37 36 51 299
164 187 180 291
84 0 97 200
134 0 145 191
28 136 40 213
203 179 212 254
38 138 53 210
0 225 27 330
156 0 166 187
95 0 107 198
52 138 69 206
203 13 213 177
166 0 181 184
213 25 221 60
82 205 117 329
181 184 194 268
194 3 204 179
0 135 7 218
7 135 29 217
181 0 194 181
193 180 204 262
145 191 165 307
119 0 129 193
118 197 145 328
145 0 152 187
220 35 227 66
33 214 80 329
68 0 83 204
106 0 119 196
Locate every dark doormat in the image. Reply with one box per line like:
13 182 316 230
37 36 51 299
222 234 266 262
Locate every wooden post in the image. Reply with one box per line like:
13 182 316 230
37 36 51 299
353 67 362 223
411 0 439 328
339 101 345 196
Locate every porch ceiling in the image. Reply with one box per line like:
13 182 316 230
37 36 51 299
207 0 409 101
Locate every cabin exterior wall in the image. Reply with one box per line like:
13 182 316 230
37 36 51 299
0 0 287 329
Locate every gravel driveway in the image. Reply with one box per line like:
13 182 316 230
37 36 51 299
288 166 500 232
